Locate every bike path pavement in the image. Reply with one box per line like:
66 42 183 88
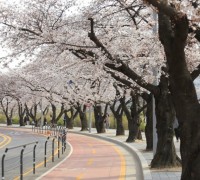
69 128 181 180
38 132 143 180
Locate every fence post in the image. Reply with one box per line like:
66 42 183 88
20 146 26 180
33 142 38 174
58 136 60 159
53 124 56 136
52 137 55 162
1 148 8 180
61 131 66 154
62 134 64 154
44 137 49 167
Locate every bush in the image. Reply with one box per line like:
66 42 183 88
0 114 6 123
57 119 64 126
73 116 81 127
12 117 19 124
139 113 146 132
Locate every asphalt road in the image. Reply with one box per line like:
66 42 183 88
0 127 65 180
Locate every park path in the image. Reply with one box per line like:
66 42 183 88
39 133 134 180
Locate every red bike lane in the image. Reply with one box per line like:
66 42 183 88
39 133 126 180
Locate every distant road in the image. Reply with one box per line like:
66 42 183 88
0 132 11 148
0 127 51 180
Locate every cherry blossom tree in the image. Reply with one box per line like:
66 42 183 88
0 0 200 177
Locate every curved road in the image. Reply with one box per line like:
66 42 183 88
39 133 140 180
0 127 57 180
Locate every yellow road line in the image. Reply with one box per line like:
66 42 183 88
97 139 126 179
92 149 96 154
87 158 94 165
0 134 7 146
14 140 60 180
76 173 84 180
113 146 126 180
0 133 12 148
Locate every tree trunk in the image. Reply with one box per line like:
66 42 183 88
78 104 88 131
66 108 78 129
126 93 141 142
66 119 73 129
110 101 125 136
51 103 56 125
120 96 134 141
155 6 200 177
19 117 24 126
145 95 153 150
94 104 106 133
115 115 125 136
7 118 12 126
151 75 181 168
123 92 143 143
137 129 142 140
79 113 88 131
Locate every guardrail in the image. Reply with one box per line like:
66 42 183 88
1 141 38 180
1 126 67 180
32 124 65 137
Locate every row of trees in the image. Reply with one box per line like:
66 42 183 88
0 0 200 179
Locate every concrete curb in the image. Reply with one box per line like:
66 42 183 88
70 130 152 180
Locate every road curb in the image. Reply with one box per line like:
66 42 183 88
70 130 152 180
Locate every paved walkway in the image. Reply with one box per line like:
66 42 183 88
69 128 181 180
38 133 141 180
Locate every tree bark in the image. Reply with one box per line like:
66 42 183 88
110 100 125 136
157 6 200 178
143 93 153 150
77 104 88 131
94 104 106 133
151 76 181 168
0 97 14 126
121 92 141 142
65 107 78 129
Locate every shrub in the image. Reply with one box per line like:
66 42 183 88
0 114 6 123
12 117 19 124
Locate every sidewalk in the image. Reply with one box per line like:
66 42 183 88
69 127 181 180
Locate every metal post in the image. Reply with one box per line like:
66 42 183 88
152 95 158 155
52 138 55 162
1 148 8 180
58 136 60 158
44 137 49 167
45 122 47 134
63 131 67 152
33 142 38 174
152 10 158 156
88 106 92 133
33 122 35 132
62 134 64 154
20 146 26 180
53 126 55 136
55 126 57 136
40 98 44 130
